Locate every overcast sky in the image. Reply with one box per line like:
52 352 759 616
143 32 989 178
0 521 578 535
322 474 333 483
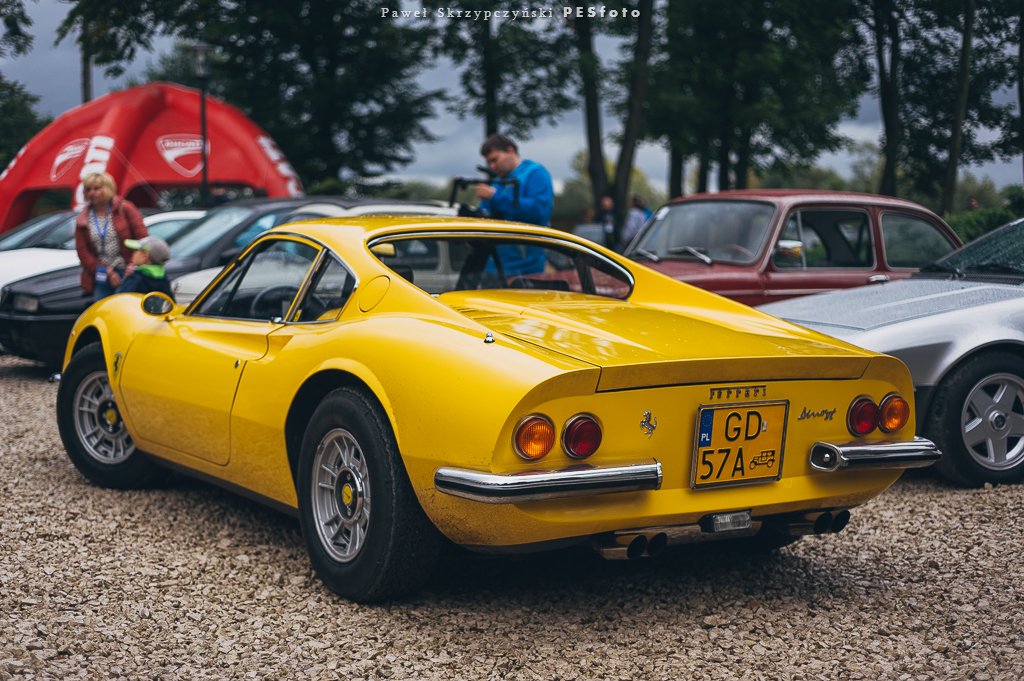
3 0 1021 194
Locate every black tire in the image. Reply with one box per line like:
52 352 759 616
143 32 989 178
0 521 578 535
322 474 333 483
297 387 441 602
55 342 167 489
928 352 1024 487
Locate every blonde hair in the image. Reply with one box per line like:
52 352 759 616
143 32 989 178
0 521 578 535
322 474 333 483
83 172 117 203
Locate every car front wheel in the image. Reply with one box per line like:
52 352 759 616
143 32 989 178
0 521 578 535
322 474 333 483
56 342 167 488
929 352 1024 486
297 387 441 602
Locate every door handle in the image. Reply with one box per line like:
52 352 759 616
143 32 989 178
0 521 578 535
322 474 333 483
868 274 889 284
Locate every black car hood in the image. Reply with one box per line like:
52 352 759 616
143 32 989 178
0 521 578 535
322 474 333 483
4 256 203 315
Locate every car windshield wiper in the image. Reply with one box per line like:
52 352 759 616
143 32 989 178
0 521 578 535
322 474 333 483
963 262 1024 276
919 261 964 278
667 245 713 265
634 247 661 263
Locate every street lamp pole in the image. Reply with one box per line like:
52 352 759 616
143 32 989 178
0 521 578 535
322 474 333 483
193 41 211 207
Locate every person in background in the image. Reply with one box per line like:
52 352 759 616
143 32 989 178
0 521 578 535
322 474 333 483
598 194 616 249
475 134 554 275
619 195 650 251
633 194 653 220
117 236 174 299
475 134 554 227
74 172 148 300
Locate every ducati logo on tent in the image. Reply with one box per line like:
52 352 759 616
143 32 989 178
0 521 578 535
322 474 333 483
157 135 207 177
50 139 90 182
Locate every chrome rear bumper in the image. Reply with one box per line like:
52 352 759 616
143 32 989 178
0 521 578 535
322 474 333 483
434 460 663 504
809 436 941 472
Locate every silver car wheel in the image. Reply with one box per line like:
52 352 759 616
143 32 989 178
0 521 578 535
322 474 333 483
961 372 1024 471
311 427 371 563
72 370 134 465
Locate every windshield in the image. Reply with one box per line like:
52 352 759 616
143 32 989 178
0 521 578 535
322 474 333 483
166 206 258 257
0 212 74 250
627 200 775 265
372 233 633 299
922 218 1024 278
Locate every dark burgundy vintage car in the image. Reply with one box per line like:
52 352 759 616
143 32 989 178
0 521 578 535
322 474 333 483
624 190 963 305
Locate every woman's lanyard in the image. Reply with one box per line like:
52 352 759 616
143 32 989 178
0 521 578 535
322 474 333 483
90 207 112 247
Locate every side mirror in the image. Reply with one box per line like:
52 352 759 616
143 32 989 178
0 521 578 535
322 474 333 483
141 292 174 316
773 239 804 267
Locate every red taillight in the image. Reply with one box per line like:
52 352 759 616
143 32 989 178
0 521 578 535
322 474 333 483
879 394 910 433
562 414 602 459
513 415 555 461
847 397 879 436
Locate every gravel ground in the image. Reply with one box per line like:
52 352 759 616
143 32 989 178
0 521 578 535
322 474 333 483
1 353 1022 680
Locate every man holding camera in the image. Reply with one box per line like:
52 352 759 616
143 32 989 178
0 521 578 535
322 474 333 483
475 134 554 227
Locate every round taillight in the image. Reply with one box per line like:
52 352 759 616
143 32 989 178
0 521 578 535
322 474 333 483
847 397 879 436
562 414 602 459
879 394 910 433
513 415 555 461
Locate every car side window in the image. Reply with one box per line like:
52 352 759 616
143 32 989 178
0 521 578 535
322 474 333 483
193 239 320 321
292 256 356 323
774 210 872 269
881 213 957 268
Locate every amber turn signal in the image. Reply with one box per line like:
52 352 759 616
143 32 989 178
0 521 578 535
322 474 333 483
513 415 555 461
879 394 910 433
847 397 879 436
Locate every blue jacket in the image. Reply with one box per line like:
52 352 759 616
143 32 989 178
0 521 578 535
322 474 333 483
479 159 554 227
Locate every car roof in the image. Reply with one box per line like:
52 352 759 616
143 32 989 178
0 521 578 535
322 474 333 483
667 189 940 213
271 215 576 250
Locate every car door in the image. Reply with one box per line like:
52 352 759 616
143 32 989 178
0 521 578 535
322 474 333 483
762 207 878 302
119 237 322 465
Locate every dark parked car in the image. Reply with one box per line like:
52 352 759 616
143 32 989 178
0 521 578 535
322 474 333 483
0 211 76 251
0 197 454 366
624 190 962 305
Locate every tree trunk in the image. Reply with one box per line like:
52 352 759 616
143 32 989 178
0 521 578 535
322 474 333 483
572 6 608 214
1018 3 1023 183
80 33 93 103
873 0 901 196
669 144 685 198
480 20 498 135
611 0 654 242
735 128 751 189
940 0 975 216
697 146 710 193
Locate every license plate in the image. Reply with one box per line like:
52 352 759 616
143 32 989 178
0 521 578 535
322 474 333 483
691 401 789 489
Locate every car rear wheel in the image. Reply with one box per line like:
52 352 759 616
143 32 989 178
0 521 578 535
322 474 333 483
928 352 1024 486
56 342 167 488
297 387 441 602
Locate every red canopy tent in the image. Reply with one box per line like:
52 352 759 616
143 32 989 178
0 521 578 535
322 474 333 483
0 82 304 232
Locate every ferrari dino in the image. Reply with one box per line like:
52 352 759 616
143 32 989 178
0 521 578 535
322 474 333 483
56 216 939 601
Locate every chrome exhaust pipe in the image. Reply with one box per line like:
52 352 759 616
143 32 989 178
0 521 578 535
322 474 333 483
767 511 834 537
645 532 668 557
593 533 648 560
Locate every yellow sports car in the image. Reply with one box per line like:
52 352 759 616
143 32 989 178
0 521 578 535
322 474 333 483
56 216 940 602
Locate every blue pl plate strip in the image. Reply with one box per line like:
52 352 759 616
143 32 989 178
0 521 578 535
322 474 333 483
698 409 714 447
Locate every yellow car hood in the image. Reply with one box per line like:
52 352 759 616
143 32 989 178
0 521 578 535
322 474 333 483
443 293 872 391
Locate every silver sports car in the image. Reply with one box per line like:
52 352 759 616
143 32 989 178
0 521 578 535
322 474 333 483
760 218 1024 487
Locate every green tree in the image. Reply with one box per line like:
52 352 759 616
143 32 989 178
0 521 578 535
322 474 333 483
0 0 32 58
645 0 867 195
62 1 443 187
436 2 576 138
0 74 49 170
900 0 1012 214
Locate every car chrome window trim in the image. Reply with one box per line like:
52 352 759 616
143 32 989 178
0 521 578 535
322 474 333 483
367 229 636 294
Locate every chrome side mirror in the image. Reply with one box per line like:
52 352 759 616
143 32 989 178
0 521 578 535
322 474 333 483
141 292 174 316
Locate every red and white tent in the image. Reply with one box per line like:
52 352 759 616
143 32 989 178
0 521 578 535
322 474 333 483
0 82 304 231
